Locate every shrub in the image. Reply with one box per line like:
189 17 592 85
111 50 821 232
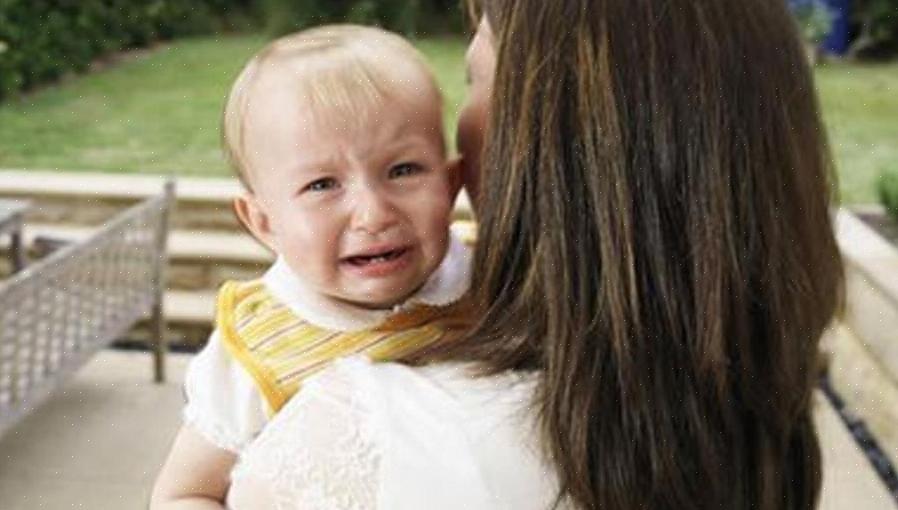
0 0 253 101
150 2 217 39
790 0 836 45
878 169 898 224
0 0 465 101
258 0 335 36
849 0 898 58
258 0 462 37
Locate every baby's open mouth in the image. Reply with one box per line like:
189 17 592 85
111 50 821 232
343 247 410 267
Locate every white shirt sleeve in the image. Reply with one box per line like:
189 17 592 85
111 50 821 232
182 329 269 453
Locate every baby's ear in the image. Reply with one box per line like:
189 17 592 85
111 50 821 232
447 157 464 201
233 194 276 252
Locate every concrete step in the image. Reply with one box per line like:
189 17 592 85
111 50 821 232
163 289 215 347
13 223 271 263
831 210 898 470
0 169 474 233
824 323 898 472
164 289 215 326
126 289 215 349
0 169 243 231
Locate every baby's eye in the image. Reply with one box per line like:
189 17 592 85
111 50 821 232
389 163 423 179
303 177 339 193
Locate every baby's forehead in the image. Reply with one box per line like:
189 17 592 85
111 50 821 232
256 59 437 109
248 63 444 133
256 57 439 101
240 74 446 187
299 101 446 155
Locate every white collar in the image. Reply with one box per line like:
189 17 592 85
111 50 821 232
262 231 472 331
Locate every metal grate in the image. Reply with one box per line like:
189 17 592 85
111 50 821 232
0 181 173 438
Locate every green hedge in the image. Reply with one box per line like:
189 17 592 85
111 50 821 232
0 1 465 100
0 0 255 100
258 0 465 37
850 0 898 57
879 169 898 224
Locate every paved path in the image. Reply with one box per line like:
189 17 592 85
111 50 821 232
0 351 189 509
0 350 894 509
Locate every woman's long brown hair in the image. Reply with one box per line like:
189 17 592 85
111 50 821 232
447 0 844 508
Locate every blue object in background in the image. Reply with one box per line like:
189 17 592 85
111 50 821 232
820 0 852 55
787 0 853 55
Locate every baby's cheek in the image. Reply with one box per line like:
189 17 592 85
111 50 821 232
424 219 453 262
285 225 331 265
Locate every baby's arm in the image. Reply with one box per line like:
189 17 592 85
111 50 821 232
150 426 235 509
151 329 268 508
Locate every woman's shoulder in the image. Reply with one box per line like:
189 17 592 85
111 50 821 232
231 357 560 510
318 355 539 417
317 357 559 509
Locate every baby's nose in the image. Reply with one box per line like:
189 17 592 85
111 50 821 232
351 189 398 234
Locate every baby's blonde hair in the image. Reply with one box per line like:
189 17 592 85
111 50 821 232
222 24 443 189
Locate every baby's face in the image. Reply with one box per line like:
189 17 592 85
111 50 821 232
241 71 454 309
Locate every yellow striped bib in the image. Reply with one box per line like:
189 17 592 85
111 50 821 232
217 280 461 414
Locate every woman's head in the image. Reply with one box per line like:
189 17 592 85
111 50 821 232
456 14 495 203
456 1 843 508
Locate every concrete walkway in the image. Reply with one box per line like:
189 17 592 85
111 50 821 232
0 350 895 509
0 352 189 509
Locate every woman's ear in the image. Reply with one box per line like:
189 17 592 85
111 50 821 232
234 194 276 252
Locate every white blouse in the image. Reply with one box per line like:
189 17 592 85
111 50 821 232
227 356 565 510
182 232 472 452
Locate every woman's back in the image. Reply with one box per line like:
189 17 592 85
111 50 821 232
228 356 564 510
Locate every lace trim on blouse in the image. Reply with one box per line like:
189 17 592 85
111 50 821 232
230 359 382 509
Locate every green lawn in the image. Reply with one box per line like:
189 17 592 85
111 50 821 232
0 34 894 204
815 62 898 204
0 34 467 179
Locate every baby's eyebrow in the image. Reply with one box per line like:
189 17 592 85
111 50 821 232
292 154 337 173
384 135 437 153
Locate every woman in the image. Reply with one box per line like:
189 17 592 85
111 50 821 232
228 0 843 508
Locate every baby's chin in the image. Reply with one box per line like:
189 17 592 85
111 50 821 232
332 279 429 311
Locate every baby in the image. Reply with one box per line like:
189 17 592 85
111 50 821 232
151 25 471 508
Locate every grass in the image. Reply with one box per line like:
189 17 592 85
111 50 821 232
0 33 895 204
814 62 898 204
0 34 467 179
0 36 268 177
